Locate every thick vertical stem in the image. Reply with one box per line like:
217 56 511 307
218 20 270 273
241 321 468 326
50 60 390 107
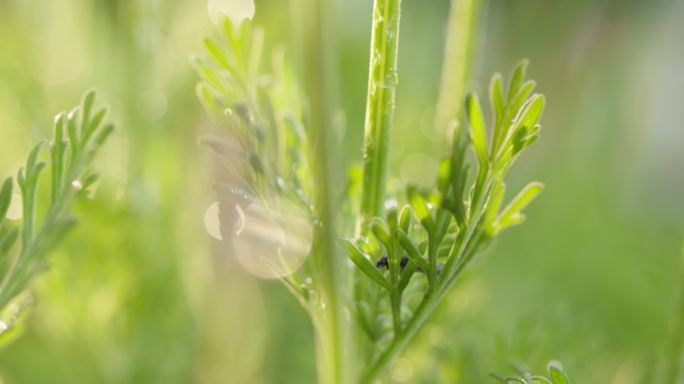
434 0 483 136
663 243 684 384
298 0 353 383
359 0 402 226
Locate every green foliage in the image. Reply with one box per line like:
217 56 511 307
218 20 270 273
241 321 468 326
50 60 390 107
345 60 546 381
492 360 572 384
196 17 328 310
0 91 113 342
197 15 354 383
196 17 313 219
195 8 545 384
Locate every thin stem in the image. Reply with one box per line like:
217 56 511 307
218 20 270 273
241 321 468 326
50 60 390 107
391 290 402 334
434 0 484 137
298 0 353 382
359 0 402 226
362 289 439 383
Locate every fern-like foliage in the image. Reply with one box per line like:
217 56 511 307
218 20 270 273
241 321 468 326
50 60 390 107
0 91 113 342
492 360 572 384
344 60 546 380
195 15 547 381
196 18 321 299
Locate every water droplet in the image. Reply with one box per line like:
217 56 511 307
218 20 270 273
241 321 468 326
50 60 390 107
380 72 399 89
373 49 382 63
71 180 83 191
387 30 395 41
372 7 384 24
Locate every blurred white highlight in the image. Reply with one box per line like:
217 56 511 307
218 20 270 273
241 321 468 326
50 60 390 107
208 0 255 25
232 200 312 280
204 201 223 240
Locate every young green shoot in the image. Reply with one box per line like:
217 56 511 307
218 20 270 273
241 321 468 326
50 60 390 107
0 91 114 342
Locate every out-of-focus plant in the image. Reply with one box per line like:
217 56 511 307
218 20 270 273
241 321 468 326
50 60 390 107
195 18 315 288
195 0 545 381
659 242 684 384
195 16 348 381
492 360 572 384
0 91 113 344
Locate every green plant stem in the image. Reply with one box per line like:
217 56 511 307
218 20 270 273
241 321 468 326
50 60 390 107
434 0 484 136
363 290 437 383
359 0 402 226
663 242 684 383
390 290 402 334
299 0 353 382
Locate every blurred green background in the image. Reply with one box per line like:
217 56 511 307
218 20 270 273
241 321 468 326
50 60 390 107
0 0 683 382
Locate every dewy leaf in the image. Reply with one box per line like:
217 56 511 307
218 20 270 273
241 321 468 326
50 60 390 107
341 240 392 291
509 81 536 115
497 181 544 228
465 93 488 166
485 181 506 228
507 59 529 102
547 360 571 384
517 94 545 131
493 79 536 157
